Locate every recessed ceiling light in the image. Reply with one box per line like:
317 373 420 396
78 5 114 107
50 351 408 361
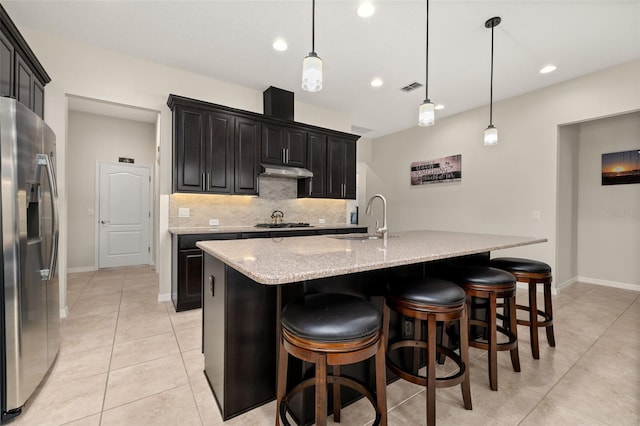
434 104 444 110
370 78 383 87
539 64 557 74
272 39 288 51
357 2 375 18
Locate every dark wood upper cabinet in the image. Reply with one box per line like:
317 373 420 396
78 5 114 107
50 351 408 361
174 105 206 192
0 5 50 118
261 123 307 168
206 112 234 193
234 117 260 195
327 137 357 199
298 132 327 198
168 94 358 198
0 30 13 98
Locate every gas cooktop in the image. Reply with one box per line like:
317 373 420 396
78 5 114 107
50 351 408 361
255 223 312 228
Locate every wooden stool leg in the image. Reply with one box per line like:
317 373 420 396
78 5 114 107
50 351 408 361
488 293 498 391
459 306 472 410
509 295 521 372
375 339 388 426
276 339 288 426
413 319 422 373
528 281 540 359
438 321 449 365
426 315 437 426
315 355 328 426
544 282 556 347
333 365 341 422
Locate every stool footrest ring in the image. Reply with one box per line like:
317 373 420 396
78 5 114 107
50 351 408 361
279 374 382 426
386 339 466 388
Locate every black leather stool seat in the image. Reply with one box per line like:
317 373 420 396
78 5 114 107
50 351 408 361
490 257 551 274
387 277 466 306
489 257 555 360
444 265 516 291
281 293 382 343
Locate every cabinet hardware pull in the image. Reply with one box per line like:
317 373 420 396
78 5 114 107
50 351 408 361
201 173 205 190
286 148 289 164
209 275 215 297
282 148 286 164
309 180 313 196
206 173 210 190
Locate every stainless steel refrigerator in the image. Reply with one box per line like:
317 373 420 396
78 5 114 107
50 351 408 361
0 97 59 421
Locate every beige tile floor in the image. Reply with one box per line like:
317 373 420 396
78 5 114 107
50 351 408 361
8 265 639 426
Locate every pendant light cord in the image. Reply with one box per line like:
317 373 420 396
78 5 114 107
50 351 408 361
489 24 494 126
425 0 429 101
311 0 316 53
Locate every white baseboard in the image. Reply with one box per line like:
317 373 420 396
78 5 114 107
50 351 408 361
157 293 171 302
555 277 579 292
67 266 96 273
577 276 640 292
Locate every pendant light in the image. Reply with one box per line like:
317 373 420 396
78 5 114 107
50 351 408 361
302 0 322 92
483 16 501 145
418 0 435 126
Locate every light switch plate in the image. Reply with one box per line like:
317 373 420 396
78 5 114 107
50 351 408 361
319 218 325 224
209 219 219 226
178 208 190 218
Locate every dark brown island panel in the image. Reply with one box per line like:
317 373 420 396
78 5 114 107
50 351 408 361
197 231 546 422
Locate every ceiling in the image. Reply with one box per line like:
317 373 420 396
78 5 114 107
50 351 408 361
4 1 639 139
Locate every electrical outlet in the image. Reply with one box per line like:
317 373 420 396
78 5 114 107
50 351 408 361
178 208 190 218
209 219 219 226
319 218 325 224
532 210 541 220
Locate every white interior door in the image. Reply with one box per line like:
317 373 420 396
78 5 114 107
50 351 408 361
98 163 151 268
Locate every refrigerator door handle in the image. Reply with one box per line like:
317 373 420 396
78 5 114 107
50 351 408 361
36 153 59 282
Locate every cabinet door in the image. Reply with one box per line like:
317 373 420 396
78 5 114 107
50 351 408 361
327 136 357 199
299 132 327 197
327 136 345 198
285 127 307 167
234 117 261 195
33 78 44 119
174 106 206 192
0 30 13 98
261 122 285 164
205 112 233 193
177 248 203 311
14 52 32 111
343 139 357 199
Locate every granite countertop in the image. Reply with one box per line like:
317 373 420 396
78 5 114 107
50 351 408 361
168 224 365 235
196 230 547 285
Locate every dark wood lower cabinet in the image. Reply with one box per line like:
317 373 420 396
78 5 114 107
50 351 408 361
171 228 367 312
176 249 204 311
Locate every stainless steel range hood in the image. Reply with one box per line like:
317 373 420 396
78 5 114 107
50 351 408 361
260 164 313 179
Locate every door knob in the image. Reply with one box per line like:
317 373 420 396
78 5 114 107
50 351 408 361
101 220 110 224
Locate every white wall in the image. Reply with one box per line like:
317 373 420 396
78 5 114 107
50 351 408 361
20 27 353 310
367 60 640 286
556 125 579 286
576 112 640 288
67 110 156 270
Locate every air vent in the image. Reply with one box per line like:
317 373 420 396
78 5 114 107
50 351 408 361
351 125 373 135
400 82 423 92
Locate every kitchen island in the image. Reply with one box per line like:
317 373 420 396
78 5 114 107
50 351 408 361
197 230 546 422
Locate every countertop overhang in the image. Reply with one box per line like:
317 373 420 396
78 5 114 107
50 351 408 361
169 224 364 235
196 230 547 285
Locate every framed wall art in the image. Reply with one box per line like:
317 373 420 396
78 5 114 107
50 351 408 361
601 149 640 185
410 154 461 186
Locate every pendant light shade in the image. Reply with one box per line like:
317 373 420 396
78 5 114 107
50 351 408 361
302 53 322 92
418 0 435 126
419 100 435 126
302 0 322 92
484 16 500 145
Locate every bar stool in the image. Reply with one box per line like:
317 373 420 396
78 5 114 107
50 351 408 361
385 277 472 426
490 257 555 359
276 293 387 426
441 265 520 391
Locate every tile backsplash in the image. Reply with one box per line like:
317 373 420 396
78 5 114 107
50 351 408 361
169 177 350 228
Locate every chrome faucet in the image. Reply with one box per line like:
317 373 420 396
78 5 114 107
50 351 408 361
365 194 388 240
